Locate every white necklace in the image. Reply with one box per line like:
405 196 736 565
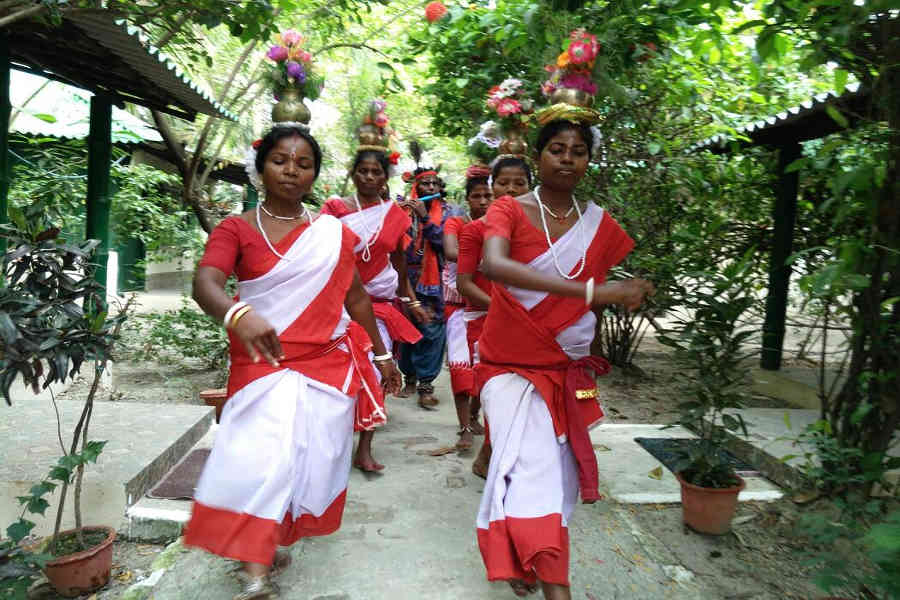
256 203 311 261
260 201 304 221
353 193 385 263
533 185 587 280
540 203 575 223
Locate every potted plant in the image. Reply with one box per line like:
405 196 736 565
658 250 758 535
0 218 130 597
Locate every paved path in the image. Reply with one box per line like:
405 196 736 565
147 370 712 600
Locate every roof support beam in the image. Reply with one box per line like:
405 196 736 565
761 142 802 371
86 95 112 292
243 185 258 211
1 36 10 257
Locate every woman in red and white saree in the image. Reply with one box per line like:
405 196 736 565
443 165 492 450
475 120 653 600
186 127 401 600
320 149 428 473
459 156 533 479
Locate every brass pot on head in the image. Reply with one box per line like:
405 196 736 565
272 87 311 124
550 88 595 108
357 124 381 146
499 128 528 156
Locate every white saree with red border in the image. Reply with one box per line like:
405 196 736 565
185 215 380 565
475 200 633 586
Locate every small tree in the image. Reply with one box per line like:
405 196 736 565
658 251 758 488
0 222 130 593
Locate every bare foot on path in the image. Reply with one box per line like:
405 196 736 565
469 418 485 435
395 380 417 398
353 457 385 472
508 579 538 596
456 427 474 451
471 442 491 479
418 391 439 409
354 442 385 472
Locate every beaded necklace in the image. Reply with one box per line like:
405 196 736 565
533 185 587 280
256 203 312 261
352 193 385 263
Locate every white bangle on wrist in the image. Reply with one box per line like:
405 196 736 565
373 353 393 363
223 301 248 327
584 277 595 306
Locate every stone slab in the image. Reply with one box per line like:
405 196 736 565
592 424 783 504
121 424 218 542
0 399 213 535
710 408 899 494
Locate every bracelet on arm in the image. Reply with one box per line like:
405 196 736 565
223 301 248 328
229 305 253 329
584 277 595 306
398 296 411 303
373 353 394 363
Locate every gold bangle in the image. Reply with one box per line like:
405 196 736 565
228 305 253 329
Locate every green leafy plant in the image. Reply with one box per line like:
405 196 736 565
658 250 758 488
0 224 131 595
121 300 228 371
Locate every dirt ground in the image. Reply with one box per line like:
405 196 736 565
35 330 836 600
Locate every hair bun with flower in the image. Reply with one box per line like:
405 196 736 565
537 28 603 126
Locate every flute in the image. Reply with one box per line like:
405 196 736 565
417 193 441 202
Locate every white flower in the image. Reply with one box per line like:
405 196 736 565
498 78 523 96
244 145 265 194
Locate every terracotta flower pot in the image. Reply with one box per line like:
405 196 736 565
42 526 116 597
676 472 746 535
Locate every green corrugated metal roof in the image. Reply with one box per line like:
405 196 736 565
11 71 162 143
66 11 237 122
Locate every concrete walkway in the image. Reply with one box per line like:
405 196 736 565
140 370 721 600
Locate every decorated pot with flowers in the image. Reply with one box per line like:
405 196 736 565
485 78 534 155
265 29 324 124
356 99 401 174
542 28 600 108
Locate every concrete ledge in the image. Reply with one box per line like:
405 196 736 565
125 408 213 506
122 498 191 543
592 424 784 504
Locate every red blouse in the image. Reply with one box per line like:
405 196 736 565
457 218 492 300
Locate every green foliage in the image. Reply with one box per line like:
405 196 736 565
9 136 204 263
110 164 201 262
0 226 126 404
0 441 107 597
658 250 758 488
121 301 228 371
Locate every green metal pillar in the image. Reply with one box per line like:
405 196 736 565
85 95 113 290
0 36 11 257
761 142 801 370
243 185 258 211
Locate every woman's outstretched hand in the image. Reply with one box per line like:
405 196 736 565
232 311 284 367
596 278 655 312
376 360 402 395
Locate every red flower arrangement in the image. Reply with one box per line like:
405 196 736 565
485 78 533 133
252 139 263 149
425 1 447 23
389 152 401 165
542 28 601 99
